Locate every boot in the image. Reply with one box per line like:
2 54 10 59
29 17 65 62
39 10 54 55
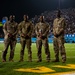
19 59 24 62
37 59 42 62
52 59 59 62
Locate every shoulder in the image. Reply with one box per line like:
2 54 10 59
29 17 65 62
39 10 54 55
54 18 58 21
36 22 40 26
19 21 24 25
43 22 49 27
29 21 32 23
14 21 18 25
60 17 66 23
3 21 9 26
6 21 10 24
61 17 65 20
53 18 57 24
28 21 33 25
45 21 49 25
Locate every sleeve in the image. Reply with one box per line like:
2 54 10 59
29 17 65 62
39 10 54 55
18 22 22 35
13 23 18 36
35 24 40 36
27 22 34 36
53 19 56 35
43 23 50 36
31 23 35 36
3 23 8 35
57 19 66 35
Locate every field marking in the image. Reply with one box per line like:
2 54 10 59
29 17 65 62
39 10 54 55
42 71 75 75
14 66 55 73
14 64 75 75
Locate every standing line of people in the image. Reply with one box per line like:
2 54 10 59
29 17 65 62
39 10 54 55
2 10 66 63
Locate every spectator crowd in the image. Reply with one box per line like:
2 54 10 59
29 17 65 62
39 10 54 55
0 8 75 38
32 8 75 36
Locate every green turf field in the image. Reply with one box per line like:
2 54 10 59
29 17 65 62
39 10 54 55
0 43 75 75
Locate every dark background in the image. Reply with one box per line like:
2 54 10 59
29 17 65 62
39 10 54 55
0 0 75 22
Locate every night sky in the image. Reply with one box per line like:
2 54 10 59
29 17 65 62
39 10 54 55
0 0 75 22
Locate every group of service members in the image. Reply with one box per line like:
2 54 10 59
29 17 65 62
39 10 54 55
2 10 66 63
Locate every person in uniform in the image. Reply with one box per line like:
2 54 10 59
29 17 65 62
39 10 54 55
52 10 66 63
35 16 50 62
2 15 18 62
18 15 33 62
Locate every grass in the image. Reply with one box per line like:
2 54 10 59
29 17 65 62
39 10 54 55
0 43 75 75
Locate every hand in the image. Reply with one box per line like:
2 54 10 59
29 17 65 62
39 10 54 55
41 36 46 39
21 33 25 37
8 33 12 38
54 33 58 37
38 33 42 38
25 35 30 39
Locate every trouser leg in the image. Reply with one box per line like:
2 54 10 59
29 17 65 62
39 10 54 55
2 40 10 61
26 39 32 61
19 40 25 61
58 38 66 62
53 37 59 61
43 39 50 61
9 40 16 61
36 40 42 61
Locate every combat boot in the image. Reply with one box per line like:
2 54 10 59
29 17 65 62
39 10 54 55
2 57 6 62
28 60 32 62
2 59 6 62
62 58 66 63
19 54 24 62
62 60 66 63
9 58 14 62
46 60 50 62
9 59 14 62
28 58 32 62
37 59 42 62
19 59 24 62
52 59 59 62
28 55 32 62
2 51 6 62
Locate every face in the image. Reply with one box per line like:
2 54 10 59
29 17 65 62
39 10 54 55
9 15 15 22
56 10 61 18
13 15 15 20
39 16 44 22
23 15 28 21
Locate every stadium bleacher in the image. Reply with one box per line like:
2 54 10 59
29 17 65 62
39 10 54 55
0 8 75 43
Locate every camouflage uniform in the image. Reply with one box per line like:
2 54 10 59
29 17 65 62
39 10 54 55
35 21 50 62
18 20 33 62
53 17 66 62
2 20 18 61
